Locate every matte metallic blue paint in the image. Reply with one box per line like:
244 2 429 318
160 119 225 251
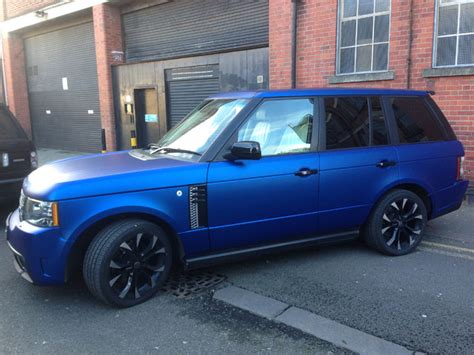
6 88 469 286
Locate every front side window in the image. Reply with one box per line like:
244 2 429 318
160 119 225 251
337 0 391 74
324 96 389 150
237 99 314 157
435 0 474 67
389 97 446 143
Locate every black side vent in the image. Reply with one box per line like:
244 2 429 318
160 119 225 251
189 185 208 229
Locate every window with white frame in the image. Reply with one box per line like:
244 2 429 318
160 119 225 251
337 0 391 75
435 0 474 67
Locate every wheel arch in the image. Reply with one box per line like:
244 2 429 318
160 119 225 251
369 181 433 222
65 211 185 281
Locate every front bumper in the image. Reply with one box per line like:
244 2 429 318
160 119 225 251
5 209 68 285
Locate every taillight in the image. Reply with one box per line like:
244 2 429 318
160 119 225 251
1 153 9 167
457 156 465 180
30 151 38 169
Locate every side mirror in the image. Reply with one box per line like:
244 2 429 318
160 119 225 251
225 141 262 161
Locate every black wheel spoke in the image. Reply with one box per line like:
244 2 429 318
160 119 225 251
144 246 166 261
141 235 158 257
108 231 168 301
386 228 398 246
118 275 133 299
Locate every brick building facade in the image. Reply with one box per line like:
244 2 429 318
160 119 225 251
1 0 473 181
271 0 474 181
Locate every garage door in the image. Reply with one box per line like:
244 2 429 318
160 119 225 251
24 22 101 152
166 65 220 129
123 0 269 62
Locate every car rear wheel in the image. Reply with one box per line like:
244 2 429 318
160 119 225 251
83 219 172 307
364 189 427 256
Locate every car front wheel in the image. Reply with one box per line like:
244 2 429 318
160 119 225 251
83 219 172 307
364 189 427 256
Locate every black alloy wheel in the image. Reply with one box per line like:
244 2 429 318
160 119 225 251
84 219 172 307
364 189 427 256
108 232 167 300
381 198 424 252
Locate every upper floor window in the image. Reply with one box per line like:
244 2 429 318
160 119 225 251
435 0 474 67
337 0 391 75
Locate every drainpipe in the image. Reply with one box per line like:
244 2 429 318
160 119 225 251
291 0 298 89
406 0 414 89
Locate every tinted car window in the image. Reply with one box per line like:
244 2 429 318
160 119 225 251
371 97 389 146
390 97 446 143
238 98 314 156
0 110 23 139
325 97 370 150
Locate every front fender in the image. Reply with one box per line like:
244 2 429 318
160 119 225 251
56 187 192 274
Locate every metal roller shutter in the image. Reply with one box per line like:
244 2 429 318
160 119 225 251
123 0 269 62
166 65 220 128
24 23 101 152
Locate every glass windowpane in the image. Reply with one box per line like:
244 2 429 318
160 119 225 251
460 3 474 34
340 47 355 73
438 5 458 36
343 0 357 17
359 0 374 15
374 15 390 42
341 20 357 47
436 36 457 66
356 45 372 72
458 34 474 65
374 43 389 70
357 17 373 45
375 0 390 12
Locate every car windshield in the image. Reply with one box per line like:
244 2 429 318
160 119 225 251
153 99 249 156
0 109 24 140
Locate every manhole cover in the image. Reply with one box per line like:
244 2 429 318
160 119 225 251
162 270 226 299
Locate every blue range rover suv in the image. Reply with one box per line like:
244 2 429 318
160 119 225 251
6 88 468 307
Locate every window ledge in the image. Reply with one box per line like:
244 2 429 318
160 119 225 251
328 71 395 84
423 67 474 78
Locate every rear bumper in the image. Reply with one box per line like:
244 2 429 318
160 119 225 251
431 180 469 219
0 178 23 197
5 209 68 285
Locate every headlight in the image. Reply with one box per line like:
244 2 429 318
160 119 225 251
19 192 59 227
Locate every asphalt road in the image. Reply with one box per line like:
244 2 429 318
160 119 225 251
1 199 473 354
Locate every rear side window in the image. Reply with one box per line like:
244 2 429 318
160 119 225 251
0 110 23 140
389 97 446 143
324 97 389 150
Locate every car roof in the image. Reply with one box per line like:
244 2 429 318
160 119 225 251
207 88 430 100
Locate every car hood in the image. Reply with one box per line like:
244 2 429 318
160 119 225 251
23 151 208 201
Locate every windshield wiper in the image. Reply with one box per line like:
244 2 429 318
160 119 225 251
149 146 202 156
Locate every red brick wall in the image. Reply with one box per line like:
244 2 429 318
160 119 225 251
2 0 60 20
2 34 32 137
93 3 124 152
269 0 474 181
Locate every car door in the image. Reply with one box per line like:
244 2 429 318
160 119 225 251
207 97 320 250
318 96 399 234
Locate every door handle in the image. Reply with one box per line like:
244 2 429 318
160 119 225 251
376 160 397 168
295 168 318 177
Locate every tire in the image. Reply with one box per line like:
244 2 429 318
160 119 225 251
83 219 173 307
364 189 427 256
